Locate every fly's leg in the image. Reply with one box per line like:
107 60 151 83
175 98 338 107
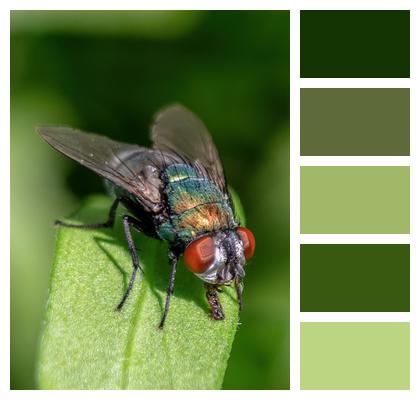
158 251 179 329
116 215 144 310
234 276 243 311
205 283 225 321
54 197 121 229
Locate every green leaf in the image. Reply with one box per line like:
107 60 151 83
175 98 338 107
38 193 245 389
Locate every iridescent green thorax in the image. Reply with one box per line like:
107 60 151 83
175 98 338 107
158 164 236 245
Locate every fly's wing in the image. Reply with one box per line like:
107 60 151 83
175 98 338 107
37 126 169 212
151 104 228 194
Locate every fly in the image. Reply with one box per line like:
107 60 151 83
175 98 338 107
204 284 225 320
37 104 256 329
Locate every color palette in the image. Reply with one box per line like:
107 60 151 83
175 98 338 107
300 166 410 234
300 323 410 389
300 10 410 78
299 10 410 391
300 244 410 312
300 89 410 156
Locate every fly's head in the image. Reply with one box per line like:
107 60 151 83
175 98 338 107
183 227 255 285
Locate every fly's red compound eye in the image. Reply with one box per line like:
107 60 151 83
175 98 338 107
184 235 215 273
237 227 256 260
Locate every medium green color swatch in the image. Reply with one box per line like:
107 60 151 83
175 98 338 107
300 10 410 78
300 167 410 234
300 322 410 389
300 89 410 156
300 244 410 312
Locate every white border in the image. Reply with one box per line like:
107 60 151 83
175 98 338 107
2 0 10 397
409 4 417 394
300 234 411 244
300 313 411 323
2 0 415 11
301 78 410 88
3 0 419 398
300 157 410 166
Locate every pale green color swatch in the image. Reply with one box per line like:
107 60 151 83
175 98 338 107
301 322 410 390
300 167 410 233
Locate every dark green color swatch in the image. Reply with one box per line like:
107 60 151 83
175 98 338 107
300 244 410 312
300 167 410 234
300 89 410 156
301 323 410 389
300 11 410 78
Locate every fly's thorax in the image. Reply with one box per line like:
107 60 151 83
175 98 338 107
194 229 245 285
164 163 199 183
164 164 223 216
157 163 237 245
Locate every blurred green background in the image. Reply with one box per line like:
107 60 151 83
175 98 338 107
10 10 289 389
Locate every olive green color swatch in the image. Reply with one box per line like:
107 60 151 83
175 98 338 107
300 322 410 389
300 244 410 312
300 89 410 156
300 167 410 234
300 10 410 78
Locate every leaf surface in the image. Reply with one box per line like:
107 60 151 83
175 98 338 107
38 194 244 389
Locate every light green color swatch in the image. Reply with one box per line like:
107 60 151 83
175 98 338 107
300 167 410 233
301 322 410 390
